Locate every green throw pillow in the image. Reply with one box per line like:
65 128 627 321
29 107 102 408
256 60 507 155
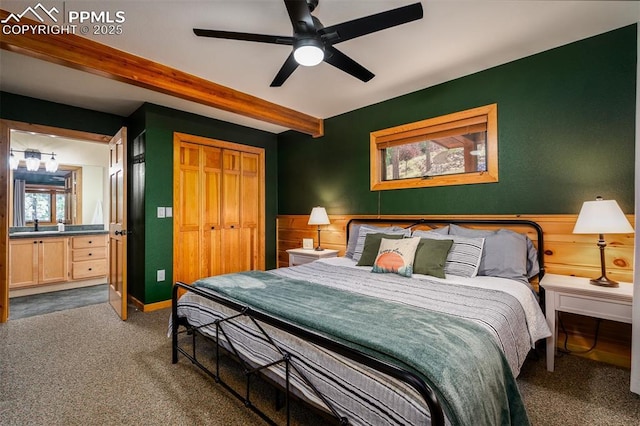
413 238 454 278
356 233 405 266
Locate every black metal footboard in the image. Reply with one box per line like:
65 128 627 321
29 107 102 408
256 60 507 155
171 282 445 426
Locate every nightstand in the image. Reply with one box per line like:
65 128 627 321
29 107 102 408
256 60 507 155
286 248 339 266
540 273 633 372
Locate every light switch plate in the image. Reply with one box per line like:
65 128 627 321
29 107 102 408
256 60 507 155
165 207 173 217
157 269 165 281
157 207 165 218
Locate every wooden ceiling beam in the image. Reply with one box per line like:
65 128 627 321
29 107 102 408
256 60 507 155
0 10 324 137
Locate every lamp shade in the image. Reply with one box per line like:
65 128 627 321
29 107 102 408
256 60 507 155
308 207 330 225
24 150 41 172
9 150 19 170
45 153 58 173
573 198 634 234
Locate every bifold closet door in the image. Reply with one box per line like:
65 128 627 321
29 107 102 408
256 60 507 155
220 150 259 274
220 149 244 273
203 146 222 277
240 152 259 271
175 136 263 284
175 142 204 284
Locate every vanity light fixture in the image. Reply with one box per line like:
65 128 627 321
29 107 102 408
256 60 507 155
10 149 59 173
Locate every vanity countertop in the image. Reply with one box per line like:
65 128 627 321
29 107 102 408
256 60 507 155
9 230 109 239
9 225 108 239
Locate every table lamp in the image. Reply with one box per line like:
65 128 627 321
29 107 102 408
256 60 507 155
308 207 330 251
573 196 634 287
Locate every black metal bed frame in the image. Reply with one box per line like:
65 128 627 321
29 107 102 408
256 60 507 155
172 218 546 426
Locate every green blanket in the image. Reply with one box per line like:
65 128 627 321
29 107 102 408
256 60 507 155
194 270 529 426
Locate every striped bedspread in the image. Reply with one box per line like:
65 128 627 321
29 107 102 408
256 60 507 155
272 258 550 377
175 258 550 425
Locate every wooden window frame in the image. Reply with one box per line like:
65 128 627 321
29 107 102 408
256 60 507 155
370 104 498 190
24 186 65 225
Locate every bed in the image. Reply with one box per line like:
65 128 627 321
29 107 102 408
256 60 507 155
171 218 551 425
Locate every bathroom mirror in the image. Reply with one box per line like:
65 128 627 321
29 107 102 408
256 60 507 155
9 130 109 227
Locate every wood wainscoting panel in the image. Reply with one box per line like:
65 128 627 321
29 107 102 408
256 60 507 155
277 213 635 367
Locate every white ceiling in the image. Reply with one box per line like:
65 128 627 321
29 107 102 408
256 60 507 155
1 0 639 134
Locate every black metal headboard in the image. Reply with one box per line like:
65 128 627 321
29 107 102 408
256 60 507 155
345 217 545 281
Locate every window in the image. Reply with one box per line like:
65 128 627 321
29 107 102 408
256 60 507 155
370 104 498 190
25 188 67 224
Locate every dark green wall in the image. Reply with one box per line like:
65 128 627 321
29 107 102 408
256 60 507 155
1 94 278 304
277 25 637 216
138 104 278 304
0 92 125 134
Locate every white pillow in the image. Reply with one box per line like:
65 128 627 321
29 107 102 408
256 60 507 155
372 237 421 277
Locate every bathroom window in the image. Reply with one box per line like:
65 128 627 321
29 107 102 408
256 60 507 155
25 189 66 224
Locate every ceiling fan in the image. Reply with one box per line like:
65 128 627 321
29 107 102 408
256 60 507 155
193 0 424 87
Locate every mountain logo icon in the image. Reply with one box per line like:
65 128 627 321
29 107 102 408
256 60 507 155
1 3 59 24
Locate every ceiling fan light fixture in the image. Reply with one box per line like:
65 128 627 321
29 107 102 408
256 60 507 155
293 39 324 66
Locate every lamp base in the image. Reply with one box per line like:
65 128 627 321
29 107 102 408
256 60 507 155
589 276 619 288
314 246 324 251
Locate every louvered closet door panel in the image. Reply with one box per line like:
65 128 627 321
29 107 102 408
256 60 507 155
203 146 222 277
176 143 202 283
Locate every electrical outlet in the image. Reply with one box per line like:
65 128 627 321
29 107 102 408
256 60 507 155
157 207 165 218
157 269 165 282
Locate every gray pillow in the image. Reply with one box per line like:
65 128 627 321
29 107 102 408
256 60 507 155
345 224 364 259
345 224 408 259
449 224 536 282
411 226 449 236
352 226 411 262
525 238 540 279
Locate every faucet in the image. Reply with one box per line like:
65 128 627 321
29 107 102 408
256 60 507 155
34 219 39 231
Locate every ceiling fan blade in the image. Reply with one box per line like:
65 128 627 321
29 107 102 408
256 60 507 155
270 52 299 87
193 28 293 45
284 0 316 34
323 46 374 83
319 2 423 44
